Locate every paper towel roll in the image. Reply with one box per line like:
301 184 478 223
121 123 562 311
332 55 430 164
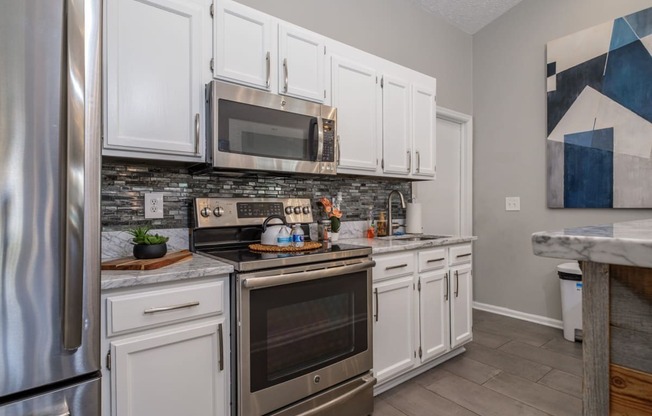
406 203 422 234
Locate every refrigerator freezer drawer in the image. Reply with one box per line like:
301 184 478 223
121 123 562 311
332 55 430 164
0 376 100 416
106 280 225 337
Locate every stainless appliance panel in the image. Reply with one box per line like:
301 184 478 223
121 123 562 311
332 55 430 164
237 260 373 416
0 377 100 416
0 0 101 398
208 80 337 175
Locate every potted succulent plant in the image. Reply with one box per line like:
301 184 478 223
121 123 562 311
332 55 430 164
127 226 169 259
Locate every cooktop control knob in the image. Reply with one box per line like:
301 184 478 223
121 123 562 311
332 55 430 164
200 207 211 218
285 206 294 215
293 206 302 214
213 207 224 217
302 206 310 214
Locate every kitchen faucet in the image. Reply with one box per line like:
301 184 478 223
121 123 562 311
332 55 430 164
387 190 406 236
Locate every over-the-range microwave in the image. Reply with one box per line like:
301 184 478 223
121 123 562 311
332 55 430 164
204 80 337 176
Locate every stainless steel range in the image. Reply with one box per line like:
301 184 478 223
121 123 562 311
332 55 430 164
191 197 376 416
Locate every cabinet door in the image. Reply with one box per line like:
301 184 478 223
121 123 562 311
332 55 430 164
111 320 227 416
411 82 436 177
331 55 380 173
373 276 416 384
214 0 274 90
382 75 411 175
279 23 324 102
450 264 473 348
105 0 205 159
419 270 450 362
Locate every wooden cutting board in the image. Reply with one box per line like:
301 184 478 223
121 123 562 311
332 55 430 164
101 250 193 271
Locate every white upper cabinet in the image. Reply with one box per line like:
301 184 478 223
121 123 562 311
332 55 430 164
214 0 275 91
411 83 437 177
382 74 411 175
331 54 380 173
278 23 325 102
104 0 210 161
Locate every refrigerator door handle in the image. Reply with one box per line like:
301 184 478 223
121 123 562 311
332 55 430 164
62 0 86 351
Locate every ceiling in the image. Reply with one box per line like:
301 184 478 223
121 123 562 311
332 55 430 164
410 0 524 34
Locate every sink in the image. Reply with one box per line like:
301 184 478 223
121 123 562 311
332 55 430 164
378 234 452 241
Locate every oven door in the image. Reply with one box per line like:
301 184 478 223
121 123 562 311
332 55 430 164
237 258 374 416
209 80 337 175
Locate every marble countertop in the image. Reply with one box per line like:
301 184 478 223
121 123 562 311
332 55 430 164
532 218 652 268
342 235 477 254
101 253 233 290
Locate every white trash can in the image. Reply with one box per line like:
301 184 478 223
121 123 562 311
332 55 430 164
558 262 583 342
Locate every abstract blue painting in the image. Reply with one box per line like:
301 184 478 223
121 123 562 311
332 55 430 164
547 7 652 208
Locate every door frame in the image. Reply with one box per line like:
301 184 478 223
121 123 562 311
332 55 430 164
413 107 473 236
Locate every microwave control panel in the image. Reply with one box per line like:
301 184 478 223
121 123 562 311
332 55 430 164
321 119 335 163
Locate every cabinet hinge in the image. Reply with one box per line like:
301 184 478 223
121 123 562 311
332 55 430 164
209 3 214 17
414 351 416 358
375 76 378 84
380 77 384 88
324 45 326 55
210 58 214 72
324 89 326 99
419 346 423 358
106 350 112 371
376 158 378 166
418 280 421 292
381 159 384 169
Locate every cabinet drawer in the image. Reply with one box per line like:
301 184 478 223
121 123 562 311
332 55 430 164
418 248 447 272
106 281 224 337
449 244 472 266
373 252 415 281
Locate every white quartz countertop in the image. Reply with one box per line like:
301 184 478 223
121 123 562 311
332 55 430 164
532 218 652 268
343 235 477 254
101 253 233 290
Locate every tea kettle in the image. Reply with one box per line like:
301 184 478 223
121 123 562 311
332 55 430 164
261 215 290 245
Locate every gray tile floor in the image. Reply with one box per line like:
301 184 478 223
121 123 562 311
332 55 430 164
374 310 583 416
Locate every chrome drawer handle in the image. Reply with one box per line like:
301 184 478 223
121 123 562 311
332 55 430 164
144 301 200 314
456 253 472 258
385 263 408 271
218 323 224 371
374 288 379 322
427 258 445 263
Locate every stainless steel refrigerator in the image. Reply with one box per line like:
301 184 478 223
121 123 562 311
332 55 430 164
0 0 102 414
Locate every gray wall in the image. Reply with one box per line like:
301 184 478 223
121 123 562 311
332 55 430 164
236 0 473 114
473 0 652 320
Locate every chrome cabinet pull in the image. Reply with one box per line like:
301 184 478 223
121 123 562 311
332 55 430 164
385 263 408 271
265 51 271 88
454 270 459 298
143 301 200 314
427 258 445 263
456 253 472 258
194 113 200 154
218 323 224 371
444 273 449 301
416 151 421 172
63 0 86 351
283 58 288 92
374 288 379 322
407 150 411 172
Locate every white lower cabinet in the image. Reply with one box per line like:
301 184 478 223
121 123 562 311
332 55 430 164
101 277 230 416
372 244 472 389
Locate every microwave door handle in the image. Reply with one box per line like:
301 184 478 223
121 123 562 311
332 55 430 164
315 117 324 163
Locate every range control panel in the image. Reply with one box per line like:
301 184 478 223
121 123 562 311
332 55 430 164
194 197 314 228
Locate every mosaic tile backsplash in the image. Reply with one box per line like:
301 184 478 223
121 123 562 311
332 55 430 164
102 160 412 231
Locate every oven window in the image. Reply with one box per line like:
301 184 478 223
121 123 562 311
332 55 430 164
218 99 318 161
249 271 368 392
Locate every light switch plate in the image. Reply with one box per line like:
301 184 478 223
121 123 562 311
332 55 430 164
145 193 164 219
505 196 520 211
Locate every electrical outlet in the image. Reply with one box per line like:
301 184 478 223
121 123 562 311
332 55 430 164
144 193 164 219
505 196 520 211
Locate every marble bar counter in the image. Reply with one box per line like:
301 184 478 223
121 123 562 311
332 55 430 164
532 219 652 416
343 235 477 254
101 253 233 290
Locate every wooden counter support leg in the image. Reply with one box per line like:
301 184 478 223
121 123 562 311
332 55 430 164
581 261 610 416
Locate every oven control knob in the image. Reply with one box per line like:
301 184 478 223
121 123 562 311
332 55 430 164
200 207 211 218
302 206 310 214
293 206 302 214
285 206 294 215
213 206 224 217
314 375 321 384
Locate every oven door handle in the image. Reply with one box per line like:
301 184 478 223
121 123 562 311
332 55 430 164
241 259 375 289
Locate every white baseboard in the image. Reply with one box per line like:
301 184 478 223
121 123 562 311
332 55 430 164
473 302 563 329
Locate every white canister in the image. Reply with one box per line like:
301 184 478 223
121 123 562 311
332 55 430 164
406 202 423 234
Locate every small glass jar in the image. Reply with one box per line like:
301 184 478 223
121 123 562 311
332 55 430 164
318 219 331 241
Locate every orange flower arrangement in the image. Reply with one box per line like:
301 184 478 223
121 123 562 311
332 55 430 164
319 197 342 232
